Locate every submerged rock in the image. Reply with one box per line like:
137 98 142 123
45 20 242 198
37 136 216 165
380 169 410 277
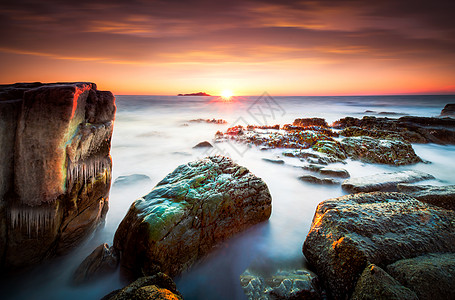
299 175 339 185
319 167 350 178
397 184 455 210
342 170 434 193
351 264 418 300
101 272 182 300
114 156 272 279
113 174 152 187
193 141 213 148
262 158 285 164
387 253 455 300
441 103 455 116
72 243 118 285
240 269 322 300
302 192 455 299
0 82 115 272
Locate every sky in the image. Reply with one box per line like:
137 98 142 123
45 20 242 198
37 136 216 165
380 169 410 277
1 0 455 96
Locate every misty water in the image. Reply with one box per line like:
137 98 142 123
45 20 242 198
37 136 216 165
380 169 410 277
3 95 455 299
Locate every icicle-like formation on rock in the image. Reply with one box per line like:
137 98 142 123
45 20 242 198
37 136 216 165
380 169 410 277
9 205 56 237
67 156 111 189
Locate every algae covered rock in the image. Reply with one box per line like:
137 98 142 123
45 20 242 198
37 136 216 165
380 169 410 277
397 184 455 210
114 156 272 279
302 192 455 299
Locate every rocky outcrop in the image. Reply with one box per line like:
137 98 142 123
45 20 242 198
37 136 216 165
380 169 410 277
72 243 119 285
293 118 329 128
240 269 322 300
114 156 272 279
441 103 455 116
386 253 455 300
113 174 152 187
101 273 182 300
342 170 434 193
302 192 455 299
0 82 115 272
351 264 418 300
397 184 455 210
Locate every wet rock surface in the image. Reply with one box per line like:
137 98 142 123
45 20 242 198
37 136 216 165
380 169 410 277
342 170 434 193
114 156 272 279
113 174 152 187
101 272 182 300
397 184 455 210
299 175 339 185
441 103 455 116
0 82 115 272
302 192 455 299
72 243 119 285
351 264 418 300
386 253 455 300
240 269 322 300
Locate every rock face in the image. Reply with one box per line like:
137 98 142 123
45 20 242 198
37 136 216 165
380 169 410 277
440 103 455 116
72 243 119 285
302 192 455 299
114 156 272 279
0 82 115 272
397 184 455 210
101 273 182 300
387 253 455 300
240 269 322 300
351 264 418 300
342 170 434 193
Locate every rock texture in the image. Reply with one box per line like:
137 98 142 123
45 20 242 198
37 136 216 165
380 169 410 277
387 253 455 300
397 184 455 210
440 103 455 116
0 82 115 272
351 264 418 300
302 192 455 299
72 243 119 285
240 269 322 300
114 156 272 279
101 273 182 300
342 170 434 193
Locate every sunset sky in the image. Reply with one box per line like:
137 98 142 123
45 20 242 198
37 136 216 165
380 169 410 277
1 0 454 95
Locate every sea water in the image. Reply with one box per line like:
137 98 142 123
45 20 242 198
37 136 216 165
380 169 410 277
3 94 455 299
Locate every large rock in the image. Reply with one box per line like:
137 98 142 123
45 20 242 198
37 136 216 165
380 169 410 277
351 264 418 300
441 103 455 116
302 192 455 299
114 156 272 279
386 253 455 300
0 82 115 272
397 184 455 210
342 170 434 193
101 273 182 300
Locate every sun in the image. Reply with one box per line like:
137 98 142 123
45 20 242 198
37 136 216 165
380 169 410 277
221 89 234 100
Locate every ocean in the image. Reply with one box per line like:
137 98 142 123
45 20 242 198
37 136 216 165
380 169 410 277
3 94 455 299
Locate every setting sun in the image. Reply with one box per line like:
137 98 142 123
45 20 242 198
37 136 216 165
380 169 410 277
221 89 234 100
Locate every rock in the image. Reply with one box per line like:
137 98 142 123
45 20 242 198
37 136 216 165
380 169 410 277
113 174 152 187
293 118 328 128
0 82 115 272
340 136 422 165
178 92 210 96
312 140 347 161
397 184 455 210
387 253 455 300
240 269 322 300
441 103 455 116
101 272 182 300
342 170 434 193
114 156 272 279
302 192 455 299
188 118 226 124
351 264 418 300
72 243 119 285
262 158 285 164
319 167 350 178
301 164 325 172
192 141 213 148
299 175 339 185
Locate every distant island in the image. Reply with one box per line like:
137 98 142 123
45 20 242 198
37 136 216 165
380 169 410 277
178 92 211 96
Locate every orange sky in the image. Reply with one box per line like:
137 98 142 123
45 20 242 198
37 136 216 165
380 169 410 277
1 0 455 96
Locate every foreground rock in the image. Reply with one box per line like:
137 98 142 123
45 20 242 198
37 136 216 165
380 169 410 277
342 170 434 193
302 192 455 299
441 103 455 116
0 82 115 272
397 184 455 210
114 156 272 279
387 253 455 300
102 273 182 300
351 264 418 300
72 243 118 285
240 269 322 300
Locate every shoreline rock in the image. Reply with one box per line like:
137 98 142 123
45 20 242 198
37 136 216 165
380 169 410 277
397 184 455 210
